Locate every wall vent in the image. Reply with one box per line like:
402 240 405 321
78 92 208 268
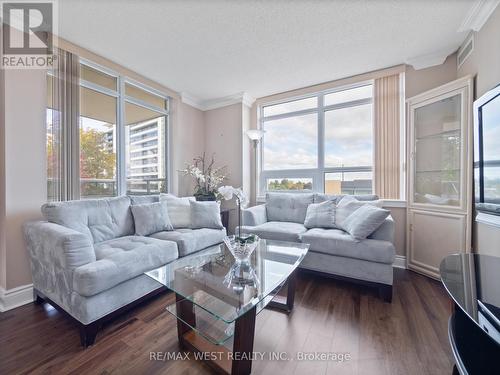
457 33 474 69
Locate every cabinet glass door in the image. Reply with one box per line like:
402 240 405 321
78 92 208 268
413 93 462 206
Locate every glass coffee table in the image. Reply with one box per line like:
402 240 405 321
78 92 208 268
145 239 309 375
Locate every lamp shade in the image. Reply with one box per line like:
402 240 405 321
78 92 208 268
246 129 265 141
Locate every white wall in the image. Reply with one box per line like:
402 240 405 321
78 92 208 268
1 69 47 289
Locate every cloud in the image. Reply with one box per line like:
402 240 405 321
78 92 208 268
263 104 373 169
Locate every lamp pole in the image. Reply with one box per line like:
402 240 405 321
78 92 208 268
245 129 265 204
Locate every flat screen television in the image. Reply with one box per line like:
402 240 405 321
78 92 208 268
474 84 500 215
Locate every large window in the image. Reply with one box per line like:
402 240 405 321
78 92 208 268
260 83 373 195
47 60 169 200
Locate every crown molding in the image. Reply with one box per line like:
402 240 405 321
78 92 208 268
181 92 255 111
406 47 455 70
203 92 255 111
458 0 500 32
180 92 205 111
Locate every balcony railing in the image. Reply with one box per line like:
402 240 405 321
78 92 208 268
47 178 168 200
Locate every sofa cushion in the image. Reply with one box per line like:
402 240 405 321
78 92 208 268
131 201 173 236
129 195 160 205
304 200 336 229
336 196 383 230
313 193 379 203
42 196 134 243
342 204 390 240
73 236 178 296
150 228 226 257
266 193 314 223
239 221 307 242
160 194 195 228
300 228 395 264
190 201 223 229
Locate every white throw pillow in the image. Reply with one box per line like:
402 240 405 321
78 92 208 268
342 204 390 240
303 200 336 229
130 201 173 236
190 201 223 229
336 196 383 230
160 194 195 228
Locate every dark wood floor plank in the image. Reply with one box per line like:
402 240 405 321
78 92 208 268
0 270 454 375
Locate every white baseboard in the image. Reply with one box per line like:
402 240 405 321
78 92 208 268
0 284 34 312
393 255 407 269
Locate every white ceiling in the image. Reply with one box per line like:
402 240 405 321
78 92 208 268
58 0 479 105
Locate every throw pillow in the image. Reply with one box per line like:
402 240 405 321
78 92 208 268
342 204 390 240
130 201 173 236
303 200 336 229
160 194 195 228
335 196 383 229
190 201 224 229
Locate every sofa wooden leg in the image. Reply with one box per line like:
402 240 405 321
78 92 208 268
79 322 100 348
33 289 44 305
379 285 393 303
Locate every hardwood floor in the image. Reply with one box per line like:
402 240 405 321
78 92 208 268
0 269 454 375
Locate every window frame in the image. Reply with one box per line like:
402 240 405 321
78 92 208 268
78 59 171 197
258 80 374 196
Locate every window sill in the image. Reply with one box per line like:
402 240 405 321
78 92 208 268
476 212 500 229
256 195 407 208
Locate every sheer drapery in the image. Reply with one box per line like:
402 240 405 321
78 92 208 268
47 49 80 201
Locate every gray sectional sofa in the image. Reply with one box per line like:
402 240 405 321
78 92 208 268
23 194 225 347
239 193 396 301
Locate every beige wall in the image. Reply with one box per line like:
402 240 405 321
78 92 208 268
458 6 500 97
171 101 206 196
405 53 458 99
204 103 244 188
1 69 47 289
204 103 247 233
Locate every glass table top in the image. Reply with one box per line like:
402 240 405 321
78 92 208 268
440 253 500 346
145 239 309 326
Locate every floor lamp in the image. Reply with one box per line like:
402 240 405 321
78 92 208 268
245 129 265 199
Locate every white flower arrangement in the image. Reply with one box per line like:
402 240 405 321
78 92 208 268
217 186 249 207
179 153 228 199
218 185 250 239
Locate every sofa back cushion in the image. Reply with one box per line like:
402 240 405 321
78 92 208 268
129 195 160 205
342 204 390 240
41 196 134 243
335 196 383 230
266 193 314 223
131 201 174 236
313 193 379 203
304 200 336 229
160 194 195 228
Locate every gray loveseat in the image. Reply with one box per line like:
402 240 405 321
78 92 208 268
23 194 226 347
239 193 395 301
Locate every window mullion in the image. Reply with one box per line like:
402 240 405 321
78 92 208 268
117 76 126 196
318 94 325 193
